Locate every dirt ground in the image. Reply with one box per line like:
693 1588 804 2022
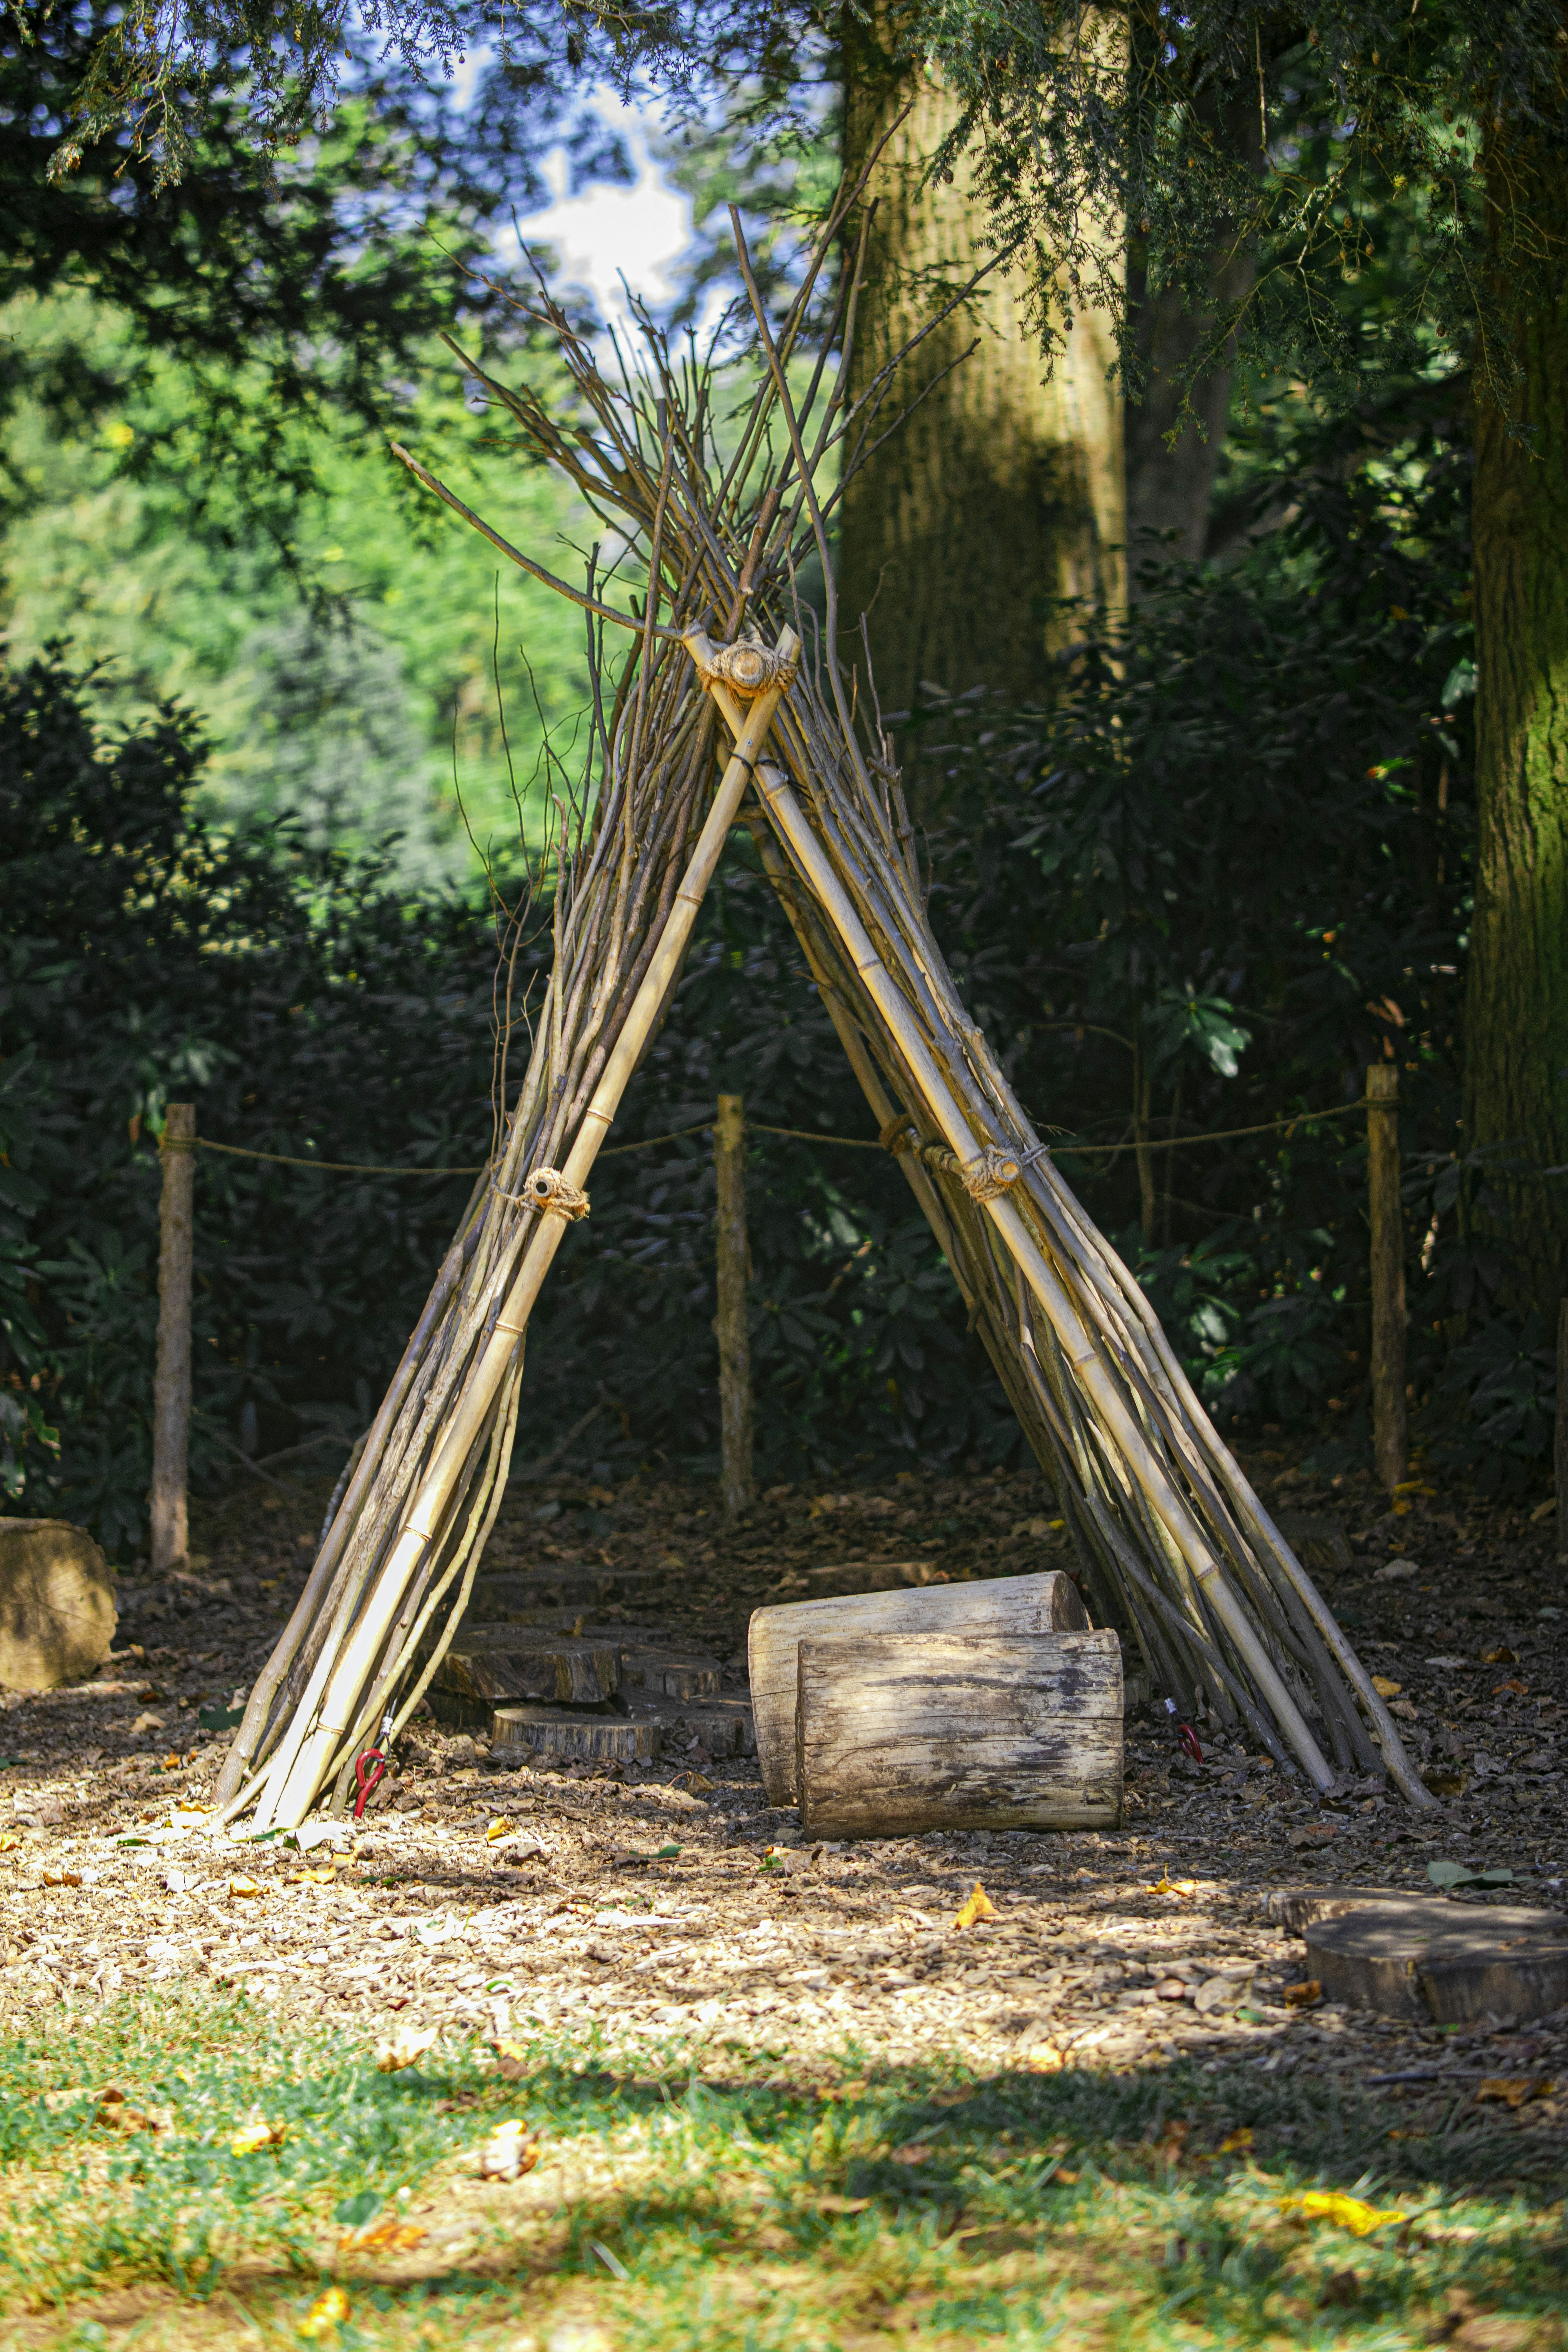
2 1441 1564 2141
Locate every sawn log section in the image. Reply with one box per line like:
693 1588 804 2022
795 1629 1123 1839
748 1570 1089 1804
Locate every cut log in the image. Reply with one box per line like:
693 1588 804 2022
624 1692 755 1757
615 1644 723 1701
795 1629 1122 1839
491 1706 659 1765
426 1628 622 1723
0 1520 117 1692
1267 1884 1568 2023
748 1569 1089 1803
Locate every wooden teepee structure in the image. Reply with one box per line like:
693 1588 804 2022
215 200 1435 1831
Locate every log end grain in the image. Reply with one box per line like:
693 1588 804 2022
0 1519 116 1691
795 1629 1122 1841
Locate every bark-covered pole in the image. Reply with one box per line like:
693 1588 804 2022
1367 1065 1407 1493
1555 1298 1568 1562
151 1102 195 1571
714 1094 754 1519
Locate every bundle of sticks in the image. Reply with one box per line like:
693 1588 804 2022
219 197 1433 1829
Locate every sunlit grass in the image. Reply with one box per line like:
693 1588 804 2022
2 1995 1563 2348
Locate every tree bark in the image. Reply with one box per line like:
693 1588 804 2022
150 1102 194 1572
1463 143 1568 1303
839 6 1124 726
1367 1064 1407 1494
714 1093 754 1517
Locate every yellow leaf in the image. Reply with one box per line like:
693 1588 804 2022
375 2024 439 2073
490 2038 530 2082
485 1816 513 1842
474 2118 539 2179
1475 2076 1554 2109
1279 2190 1406 2236
0 1834 24 1853
1218 2126 1254 2153
298 2285 350 2339
288 1866 337 1885
43 1869 83 1887
1283 1979 1322 2008
228 1875 264 1899
1371 1675 1402 1698
340 2218 427 2253
953 1882 996 1931
230 2117 286 2154
1147 1872 1198 1899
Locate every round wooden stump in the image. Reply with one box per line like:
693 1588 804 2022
1269 1884 1568 2023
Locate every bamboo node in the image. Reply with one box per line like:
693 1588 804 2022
879 1114 918 1155
516 1167 591 1220
699 637 799 698
962 1146 1022 1201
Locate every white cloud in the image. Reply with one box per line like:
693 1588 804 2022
510 102 694 323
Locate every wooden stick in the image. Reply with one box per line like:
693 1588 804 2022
715 1094 754 1518
151 1104 195 1573
1368 1063 1406 1493
260 634 798 1829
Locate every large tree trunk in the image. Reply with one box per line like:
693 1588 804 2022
839 9 1124 723
1463 149 1568 1303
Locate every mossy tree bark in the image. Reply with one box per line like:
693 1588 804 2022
1463 149 1568 1302
839 6 1124 728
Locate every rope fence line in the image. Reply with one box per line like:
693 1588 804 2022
165 1096 1380 1181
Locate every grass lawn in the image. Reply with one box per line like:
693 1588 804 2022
2 1993 1562 2351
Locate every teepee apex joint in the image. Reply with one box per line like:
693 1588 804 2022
506 1167 591 1220
917 1140 1023 1199
690 633 799 699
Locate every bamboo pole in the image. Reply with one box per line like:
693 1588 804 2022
151 1103 195 1573
715 1094 754 1518
255 634 798 1829
1367 1063 1406 1493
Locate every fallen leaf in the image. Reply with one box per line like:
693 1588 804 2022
1283 1980 1323 2008
473 2118 539 2180
490 2038 530 2082
1423 1770 1468 1799
485 1816 513 1843
889 2142 933 2165
1147 1873 1198 1899
1289 1822 1339 1847
1371 1675 1403 1698
1218 2127 1255 2153
228 1875 265 1899
816 2193 873 2214
0 1833 22 1853
1481 1646 1518 1666
1475 2076 1555 2109
376 2024 439 2073
1024 2044 1065 2074
230 2116 287 2154
1492 1680 1528 1697
298 2285 350 2339
953 1882 996 1931
128 1711 165 1735
42 1869 82 1887
288 1866 338 1885
340 2218 428 2254
1372 1559 1419 1582
95 2087 167 2133
1279 2190 1406 2236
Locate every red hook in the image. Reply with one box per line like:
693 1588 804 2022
352 1745 387 1819
1163 1695 1204 1766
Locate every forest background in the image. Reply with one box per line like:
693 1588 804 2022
0 0 1548 1552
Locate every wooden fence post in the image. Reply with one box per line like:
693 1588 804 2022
1555 1299 1568 1561
151 1103 195 1571
1367 1064 1406 1493
714 1094 754 1518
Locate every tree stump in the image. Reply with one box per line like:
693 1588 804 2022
794 1629 1122 1839
425 1627 622 1725
1269 1884 1568 2023
490 1707 659 1765
0 1520 116 1691
748 1569 1088 1803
